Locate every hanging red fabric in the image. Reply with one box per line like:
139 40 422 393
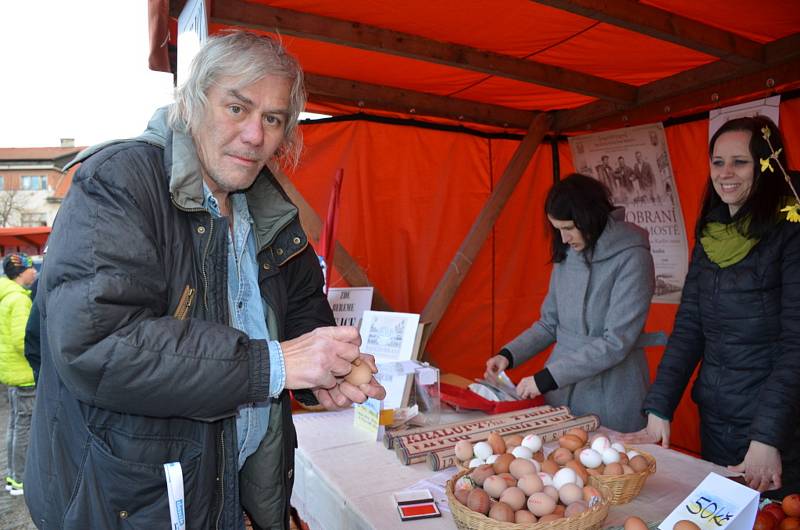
318 168 344 293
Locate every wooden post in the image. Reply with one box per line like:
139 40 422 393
272 168 394 311
420 112 552 347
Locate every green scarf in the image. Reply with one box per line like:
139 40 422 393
700 218 757 268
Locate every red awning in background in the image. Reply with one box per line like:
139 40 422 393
0 226 51 255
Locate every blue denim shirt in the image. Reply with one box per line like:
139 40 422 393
203 185 286 470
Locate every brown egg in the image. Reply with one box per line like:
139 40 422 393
492 453 515 474
499 487 527 511
541 459 560 476
533 449 545 462
629 455 650 473
559 483 584 505
454 440 473 462
469 464 495 486
622 464 636 475
543 485 559 502
454 487 470 505
566 427 589 444
497 472 518 487
565 460 589 483
552 447 575 465
515 510 538 523
603 462 624 475
565 500 589 518
509 458 538 479
553 504 566 516
483 475 508 499
527 492 557 516
487 432 506 455
467 488 491 514
574 447 585 460
344 358 373 385
505 434 523 447
559 434 585 452
674 520 701 530
618 452 629 465
489 501 515 523
583 485 603 504
540 514 564 522
518 474 545 495
586 468 602 477
625 516 650 530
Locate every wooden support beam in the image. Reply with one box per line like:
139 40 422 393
271 168 394 312
212 0 637 104
557 57 800 132
554 33 800 132
531 0 764 65
306 73 535 130
420 113 552 345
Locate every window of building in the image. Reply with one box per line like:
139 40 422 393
21 212 48 227
21 175 48 191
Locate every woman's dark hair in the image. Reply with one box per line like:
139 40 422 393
699 115 793 238
545 173 614 262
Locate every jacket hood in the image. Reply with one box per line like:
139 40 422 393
66 106 299 251
590 207 651 263
0 276 28 302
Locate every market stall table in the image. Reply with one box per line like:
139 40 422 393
291 409 730 530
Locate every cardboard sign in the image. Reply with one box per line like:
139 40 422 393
658 473 759 530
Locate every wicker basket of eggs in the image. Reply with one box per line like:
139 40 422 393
446 446 612 530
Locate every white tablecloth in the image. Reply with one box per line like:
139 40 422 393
291 409 729 530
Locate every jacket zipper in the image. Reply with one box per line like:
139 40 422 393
215 428 225 530
173 285 195 320
201 217 215 313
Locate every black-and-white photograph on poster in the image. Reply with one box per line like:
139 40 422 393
569 123 688 303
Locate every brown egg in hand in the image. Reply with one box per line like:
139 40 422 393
344 358 373 385
624 516 650 530
674 520 701 530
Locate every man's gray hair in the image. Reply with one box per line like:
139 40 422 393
170 31 306 169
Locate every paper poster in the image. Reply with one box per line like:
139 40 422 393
569 123 688 303
327 287 374 328
359 311 420 362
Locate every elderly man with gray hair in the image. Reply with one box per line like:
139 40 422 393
25 31 384 529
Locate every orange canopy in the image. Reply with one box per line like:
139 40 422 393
0 226 50 254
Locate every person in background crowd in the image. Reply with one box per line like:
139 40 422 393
639 116 800 497
24 277 41 384
25 31 385 529
0 253 37 496
485 174 657 433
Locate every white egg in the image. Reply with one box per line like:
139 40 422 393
627 450 640 459
511 445 533 460
579 448 603 469
590 435 611 453
538 472 553 487
601 448 621 464
486 454 499 464
552 467 577 489
611 442 626 453
468 458 485 468
474 441 494 460
521 434 543 452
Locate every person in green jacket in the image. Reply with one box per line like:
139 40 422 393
0 253 36 496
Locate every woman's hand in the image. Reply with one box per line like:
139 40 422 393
727 440 782 492
620 413 670 446
484 355 509 383
516 376 541 399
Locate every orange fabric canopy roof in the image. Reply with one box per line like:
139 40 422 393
0 226 50 253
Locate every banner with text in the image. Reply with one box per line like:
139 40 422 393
569 123 688 303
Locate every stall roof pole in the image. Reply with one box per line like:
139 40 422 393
420 112 552 348
272 168 394 312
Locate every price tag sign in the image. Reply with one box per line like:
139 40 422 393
354 397 383 440
659 473 759 530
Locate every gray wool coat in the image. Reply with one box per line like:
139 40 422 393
504 209 657 433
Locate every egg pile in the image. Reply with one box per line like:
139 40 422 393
452 428 607 524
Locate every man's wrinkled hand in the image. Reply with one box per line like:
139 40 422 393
281 326 362 390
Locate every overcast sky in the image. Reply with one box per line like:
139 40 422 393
0 1 175 148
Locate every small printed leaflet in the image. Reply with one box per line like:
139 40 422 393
164 461 186 530
658 472 759 530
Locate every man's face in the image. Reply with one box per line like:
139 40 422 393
635 152 643 162
193 74 292 194
618 157 625 167
18 267 36 288
601 156 609 165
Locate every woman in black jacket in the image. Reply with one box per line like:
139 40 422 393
641 116 800 497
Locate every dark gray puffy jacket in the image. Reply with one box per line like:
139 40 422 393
25 109 333 529
643 213 800 485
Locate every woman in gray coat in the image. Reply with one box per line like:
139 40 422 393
486 174 656 432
